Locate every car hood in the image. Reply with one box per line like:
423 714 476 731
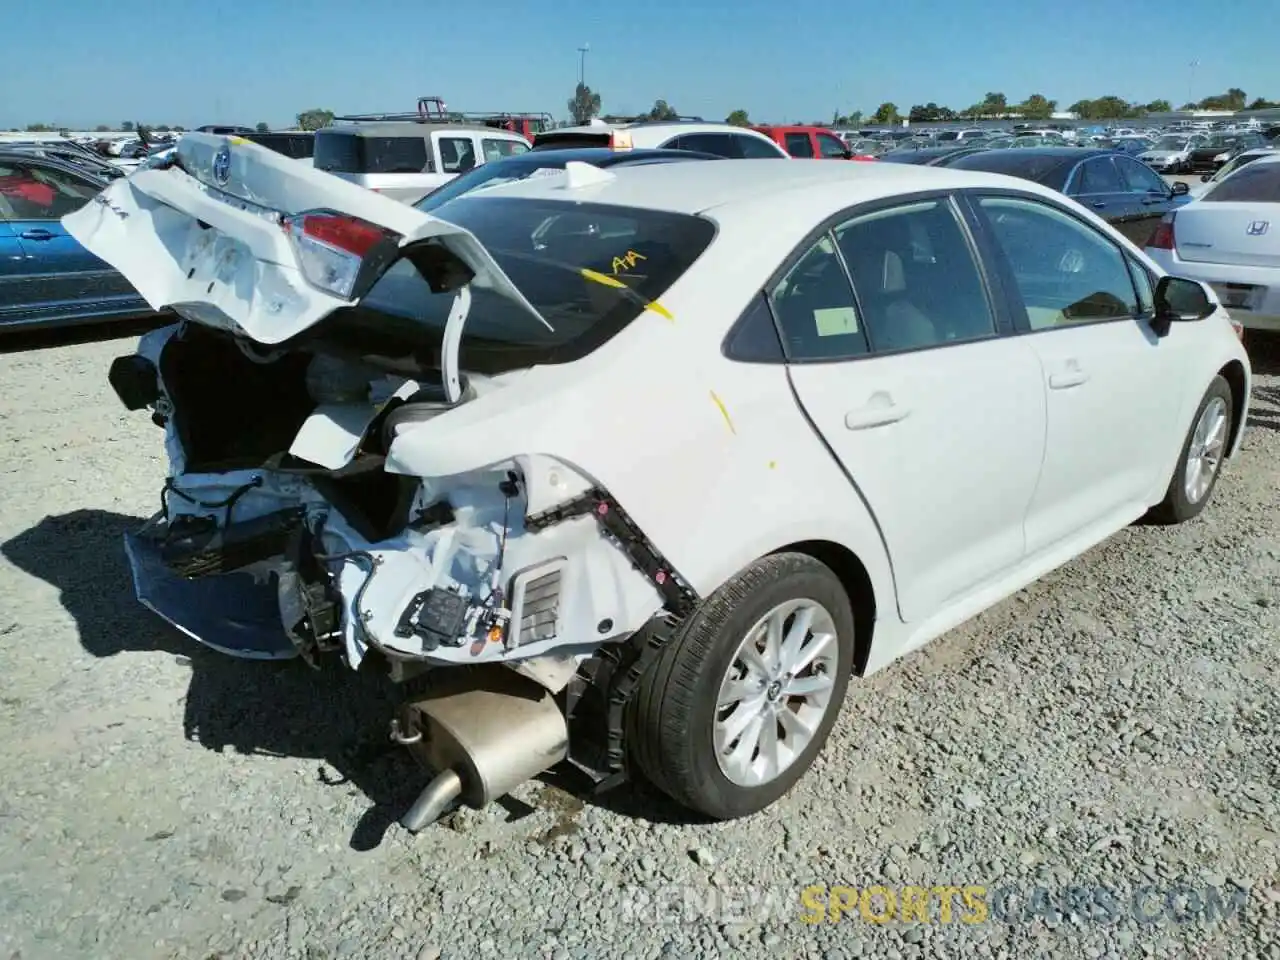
61 132 551 346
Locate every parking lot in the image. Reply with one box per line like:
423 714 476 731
0 329 1276 960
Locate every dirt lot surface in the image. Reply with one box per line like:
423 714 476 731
0 331 1277 960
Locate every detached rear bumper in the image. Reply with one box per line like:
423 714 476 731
124 526 298 660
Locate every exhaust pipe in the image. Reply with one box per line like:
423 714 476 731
396 668 569 832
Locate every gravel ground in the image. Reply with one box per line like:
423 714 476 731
0 332 1277 960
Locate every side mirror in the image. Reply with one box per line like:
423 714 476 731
1151 275 1215 336
1171 181 1190 195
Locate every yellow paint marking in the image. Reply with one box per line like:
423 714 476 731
768 460 777 469
580 267 628 289
644 300 674 321
709 390 736 435
228 136 249 145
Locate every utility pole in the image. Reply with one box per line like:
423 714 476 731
577 43 590 88
1188 59 1200 109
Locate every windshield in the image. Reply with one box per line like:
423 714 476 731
1203 161 1280 202
361 197 716 373
1205 134 1238 148
1152 137 1188 151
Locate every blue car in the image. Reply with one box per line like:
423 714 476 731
0 151 156 331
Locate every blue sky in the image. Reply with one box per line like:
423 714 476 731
2 0 1275 129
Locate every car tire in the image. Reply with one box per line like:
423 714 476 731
628 552 855 820
1150 375 1234 524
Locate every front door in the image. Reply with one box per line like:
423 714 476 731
969 193 1175 554
1114 154 1179 247
775 196 1046 622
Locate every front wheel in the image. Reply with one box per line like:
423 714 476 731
628 553 854 820
1151 375 1234 523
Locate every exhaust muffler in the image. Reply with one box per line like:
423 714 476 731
395 668 568 831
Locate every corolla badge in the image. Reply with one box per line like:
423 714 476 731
1246 220 1269 236
212 141 232 185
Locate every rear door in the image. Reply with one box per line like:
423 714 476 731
1066 156 1138 239
784 131 815 158
0 216 33 325
778 195 1045 623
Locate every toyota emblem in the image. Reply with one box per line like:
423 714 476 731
212 142 232 186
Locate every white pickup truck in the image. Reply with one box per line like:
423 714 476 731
312 121 531 204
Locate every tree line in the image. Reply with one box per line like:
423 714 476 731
20 87 1274 136
569 85 1278 128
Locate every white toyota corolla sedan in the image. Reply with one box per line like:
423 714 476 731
65 134 1251 829
1146 153 1280 333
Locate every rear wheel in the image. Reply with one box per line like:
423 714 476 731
1151 374 1233 523
628 553 854 819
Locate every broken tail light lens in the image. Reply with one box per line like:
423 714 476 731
282 210 401 300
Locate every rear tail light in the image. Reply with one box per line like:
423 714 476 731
1148 213 1176 250
282 210 401 299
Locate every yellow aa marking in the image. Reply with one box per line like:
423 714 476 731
709 390 736 435
580 268 674 321
644 300 674 321
580 267 628 289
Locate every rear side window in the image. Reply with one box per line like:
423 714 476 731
1074 157 1123 194
1204 162 1280 202
438 137 477 173
784 132 815 157
378 197 716 371
482 138 529 162
531 132 611 150
735 134 785 159
666 133 740 158
314 133 428 174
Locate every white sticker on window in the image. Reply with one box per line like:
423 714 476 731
813 307 858 337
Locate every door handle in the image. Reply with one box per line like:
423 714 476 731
1048 367 1089 389
1141 197 1165 205
19 228 54 241
1090 202 1107 209
845 392 910 430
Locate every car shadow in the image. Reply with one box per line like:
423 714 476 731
0 315 170 354
3 509 432 851
1 509 692 846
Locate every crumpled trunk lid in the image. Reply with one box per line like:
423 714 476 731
61 132 549 345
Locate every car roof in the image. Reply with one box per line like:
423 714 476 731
447 157 1060 216
320 122 525 138
492 146 720 165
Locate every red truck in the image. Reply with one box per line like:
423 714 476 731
750 124 877 160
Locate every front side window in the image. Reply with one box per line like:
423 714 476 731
1115 156 1168 195
769 234 868 360
976 196 1139 329
0 162 97 219
818 133 849 158
482 138 529 163
362 197 716 372
784 132 815 157
834 199 996 352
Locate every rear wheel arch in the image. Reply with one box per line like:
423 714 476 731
770 539 877 677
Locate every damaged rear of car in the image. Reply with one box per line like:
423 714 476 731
66 133 718 828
